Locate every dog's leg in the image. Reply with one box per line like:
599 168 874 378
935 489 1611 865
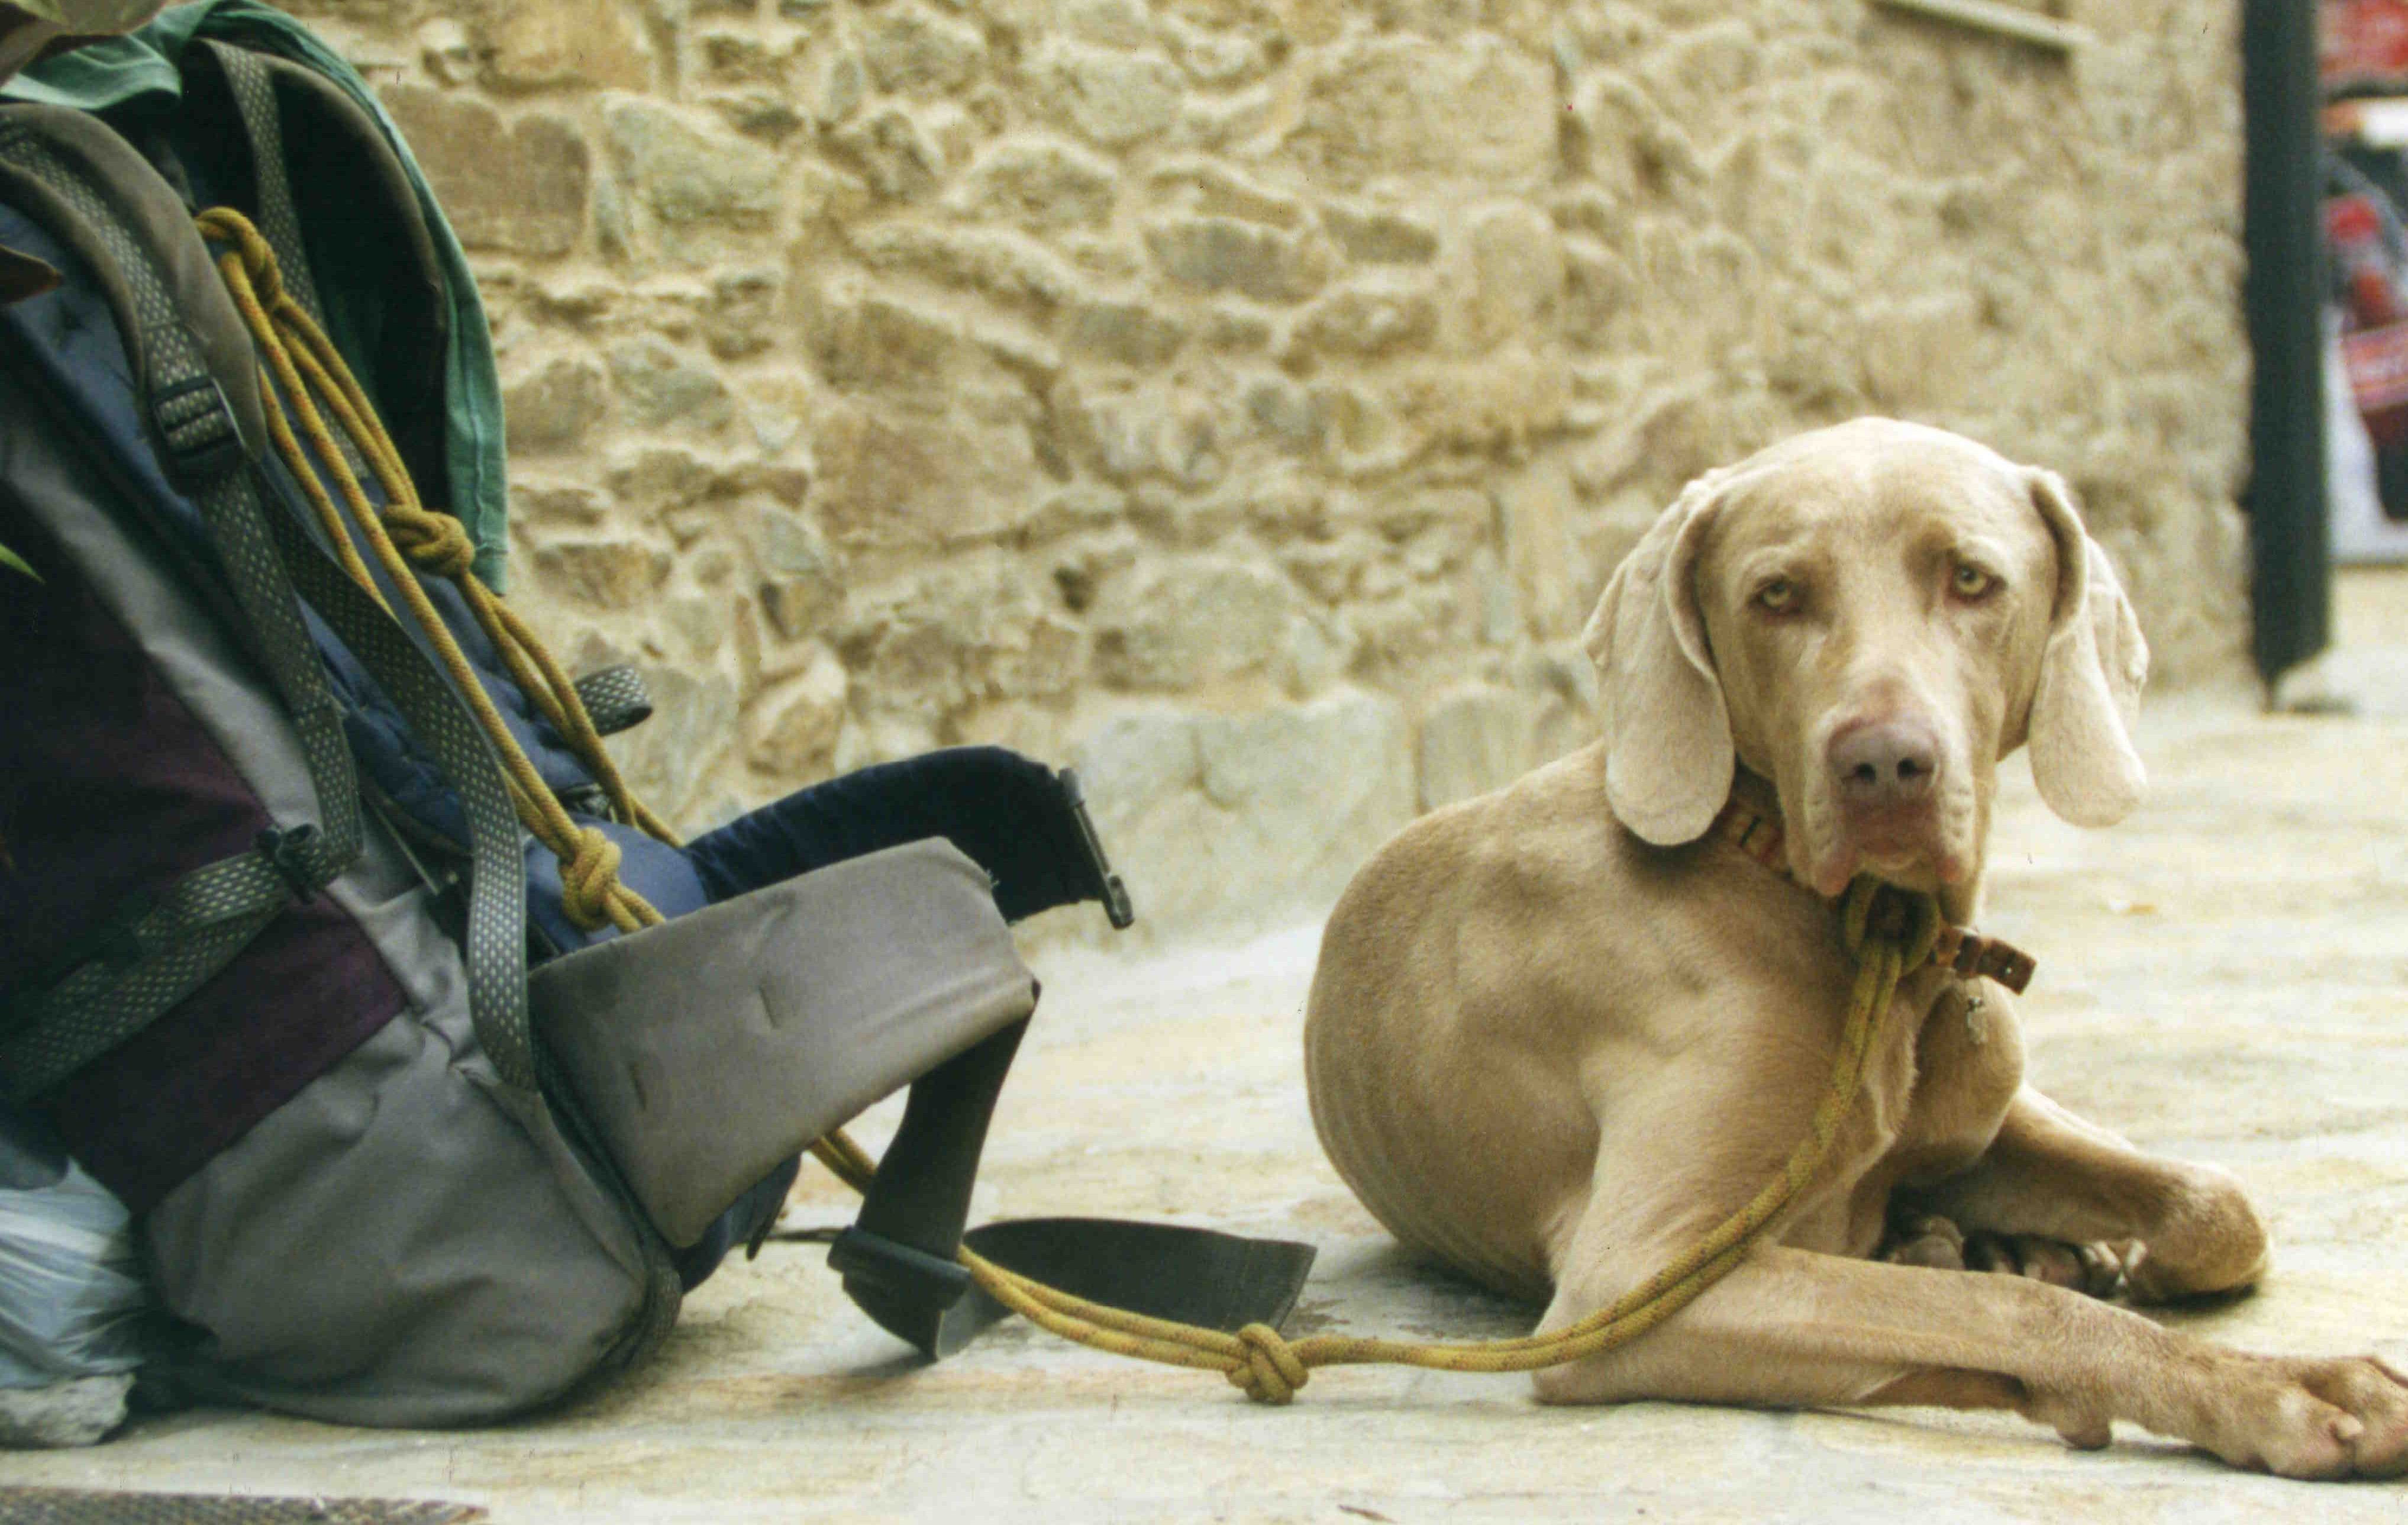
1903 1087 2270 1303
1531 1240 2408 1478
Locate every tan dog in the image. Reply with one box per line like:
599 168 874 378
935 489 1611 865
1305 418 2408 1478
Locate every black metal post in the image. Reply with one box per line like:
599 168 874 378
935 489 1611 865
2244 0 2332 686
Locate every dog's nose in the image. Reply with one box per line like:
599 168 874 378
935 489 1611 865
1828 720 1940 808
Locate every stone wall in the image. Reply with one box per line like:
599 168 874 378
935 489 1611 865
306 0 2251 936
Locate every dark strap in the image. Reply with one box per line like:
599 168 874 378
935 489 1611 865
958 1218 1317 1338
829 1021 1027 1357
829 1019 1317 1360
0 115 361 1100
572 663 654 737
193 40 325 324
257 476 544 1088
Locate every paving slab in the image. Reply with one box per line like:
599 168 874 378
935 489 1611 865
18 612 2408 1521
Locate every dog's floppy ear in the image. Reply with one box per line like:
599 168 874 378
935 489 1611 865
2025 469 2148 827
1582 470 1734 845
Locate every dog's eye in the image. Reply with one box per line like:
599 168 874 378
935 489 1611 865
1752 578 1799 614
1949 563 1997 601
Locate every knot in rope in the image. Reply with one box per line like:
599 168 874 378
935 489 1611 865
1838 876 1943 970
195 208 290 312
561 826 624 931
1226 1322 1310 1405
387 505 477 581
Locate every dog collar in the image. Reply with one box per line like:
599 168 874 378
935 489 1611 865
1711 800 2037 994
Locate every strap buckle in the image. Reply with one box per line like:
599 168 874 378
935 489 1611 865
1057 768 1135 931
827 1227 976 1354
256 822 328 902
151 366 247 485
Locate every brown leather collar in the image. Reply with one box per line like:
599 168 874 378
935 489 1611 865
1711 799 2036 994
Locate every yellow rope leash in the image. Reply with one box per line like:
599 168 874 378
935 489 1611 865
197 206 1944 1406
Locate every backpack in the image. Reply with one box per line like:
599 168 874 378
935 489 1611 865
0 10 1306 1430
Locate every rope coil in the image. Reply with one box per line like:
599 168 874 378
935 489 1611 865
200 205 1946 1405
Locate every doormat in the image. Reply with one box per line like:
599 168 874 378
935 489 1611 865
0 1489 483 1523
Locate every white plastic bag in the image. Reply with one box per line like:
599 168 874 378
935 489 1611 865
0 1111 147 1446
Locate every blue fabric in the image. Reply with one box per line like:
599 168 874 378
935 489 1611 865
686 747 1109 926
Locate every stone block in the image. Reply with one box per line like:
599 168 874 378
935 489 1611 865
1061 0 1153 49
1416 683 1539 811
1860 291 1983 410
749 504 845 639
1147 159 1305 228
1163 14 1265 85
809 399 1042 549
1444 202 1564 353
1319 199 1439 265
1292 34 1555 186
1072 691 1414 931
703 268 782 360
502 354 608 452
861 4 987 96
380 88 589 257
1639 17 1758 136
1055 377 1235 488
1064 297 1189 366
1243 375 1328 454
1144 215 1335 304
827 105 949 202
1090 554 1312 691
848 224 1077 308
1561 234 1635 350
747 644 851 778
712 91 808 142
530 536 673 608
698 30 782 85
606 337 735 431
807 288 984 396
488 0 652 91
1292 274 1435 357
951 136 1122 231
1498 456 1582 639
1035 40 1183 147
834 559 1084 714
604 96 780 225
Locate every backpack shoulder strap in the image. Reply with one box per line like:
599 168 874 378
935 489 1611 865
0 104 364 1100
180 39 452 504
185 39 326 325
1 93 534 1100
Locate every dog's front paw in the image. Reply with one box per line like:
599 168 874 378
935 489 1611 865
2189 1354 2408 1479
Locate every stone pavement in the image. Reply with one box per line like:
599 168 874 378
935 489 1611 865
20 583 2408 1521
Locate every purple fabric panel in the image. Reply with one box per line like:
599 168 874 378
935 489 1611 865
46 901 403 1212
0 499 404 1211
